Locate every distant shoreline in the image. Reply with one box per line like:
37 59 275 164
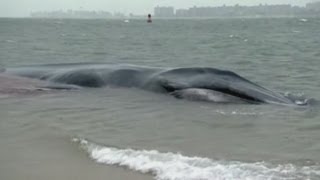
1 16 319 19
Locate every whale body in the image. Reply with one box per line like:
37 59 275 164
3 63 301 105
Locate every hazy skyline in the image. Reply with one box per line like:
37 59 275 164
1 0 315 17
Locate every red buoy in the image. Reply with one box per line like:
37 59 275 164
147 14 152 23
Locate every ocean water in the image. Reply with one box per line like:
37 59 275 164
0 18 320 180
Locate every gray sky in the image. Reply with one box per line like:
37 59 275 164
0 0 313 17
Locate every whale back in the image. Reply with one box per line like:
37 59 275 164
5 64 161 88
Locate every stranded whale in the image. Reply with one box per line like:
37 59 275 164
3 63 303 105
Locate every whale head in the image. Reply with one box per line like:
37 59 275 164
155 67 299 105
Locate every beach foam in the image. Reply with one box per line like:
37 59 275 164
74 138 320 180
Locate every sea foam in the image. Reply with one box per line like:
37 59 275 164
74 138 320 180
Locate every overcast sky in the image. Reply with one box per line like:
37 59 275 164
0 0 313 17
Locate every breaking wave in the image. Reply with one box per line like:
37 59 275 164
74 138 320 180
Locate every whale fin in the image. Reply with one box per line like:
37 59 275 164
39 83 81 90
170 88 257 104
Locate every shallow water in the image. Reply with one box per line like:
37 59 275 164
0 18 320 180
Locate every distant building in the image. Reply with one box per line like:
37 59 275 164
174 4 313 18
154 6 174 17
30 4 320 19
175 9 188 17
306 1 320 11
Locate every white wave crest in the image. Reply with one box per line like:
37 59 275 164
74 138 320 180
